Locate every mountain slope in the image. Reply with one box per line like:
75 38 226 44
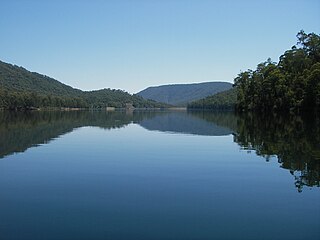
187 88 237 110
0 60 169 109
0 61 82 96
137 82 232 106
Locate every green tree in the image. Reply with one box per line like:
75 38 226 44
234 31 320 113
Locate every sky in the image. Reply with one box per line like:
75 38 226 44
0 0 319 93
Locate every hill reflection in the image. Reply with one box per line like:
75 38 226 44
0 110 236 159
139 111 235 136
0 111 144 159
0 110 319 191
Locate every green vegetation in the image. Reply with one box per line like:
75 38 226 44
0 61 169 110
187 88 237 110
235 30 319 113
2 30 319 111
188 31 320 113
138 82 232 106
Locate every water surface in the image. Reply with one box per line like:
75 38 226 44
0 110 319 240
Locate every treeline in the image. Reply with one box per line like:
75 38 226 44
187 88 237 110
82 89 167 108
0 89 169 110
188 31 320 113
0 89 88 109
235 30 320 113
0 60 169 110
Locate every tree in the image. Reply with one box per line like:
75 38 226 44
234 31 320 113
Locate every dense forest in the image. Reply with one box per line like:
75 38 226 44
188 31 320 113
235 30 320 113
187 88 237 110
0 61 169 110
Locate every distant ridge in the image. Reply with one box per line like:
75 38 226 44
137 82 232 106
0 60 169 109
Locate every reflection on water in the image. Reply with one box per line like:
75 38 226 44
0 110 319 240
0 110 319 192
0 111 133 159
234 113 320 192
0 110 236 159
139 111 236 136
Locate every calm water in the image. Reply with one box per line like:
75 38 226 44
0 110 319 240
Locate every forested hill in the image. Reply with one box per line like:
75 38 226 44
0 60 169 109
234 30 320 113
0 61 82 96
188 31 320 113
188 88 237 110
137 82 232 106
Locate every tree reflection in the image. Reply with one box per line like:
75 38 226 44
1 110 319 192
234 113 320 192
0 110 156 159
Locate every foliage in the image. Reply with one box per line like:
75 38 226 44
187 88 237 110
0 60 169 109
0 89 88 109
234 30 320 113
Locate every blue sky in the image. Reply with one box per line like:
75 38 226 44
1 0 319 93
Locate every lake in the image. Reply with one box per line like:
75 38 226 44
0 110 319 240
